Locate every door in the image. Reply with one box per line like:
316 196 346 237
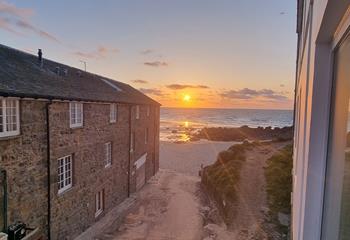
135 154 147 191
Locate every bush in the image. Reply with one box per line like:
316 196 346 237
264 144 293 214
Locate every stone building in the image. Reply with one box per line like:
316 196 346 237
0 44 160 239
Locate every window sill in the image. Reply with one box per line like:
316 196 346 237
0 134 21 141
95 209 103 218
70 125 83 129
58 186 73 196
105 164 112 169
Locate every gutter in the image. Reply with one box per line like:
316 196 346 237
1 169 7 233
45 101 52 240
0 92 161 107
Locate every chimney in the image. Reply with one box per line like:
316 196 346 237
38 49 43 67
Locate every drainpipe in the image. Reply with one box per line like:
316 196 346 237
45 101 52 240
127 105 132 197
1 169 7 233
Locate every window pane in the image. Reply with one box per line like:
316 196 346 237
323 35 350 239
58 155 72 193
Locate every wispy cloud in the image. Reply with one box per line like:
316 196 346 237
220 88 289 101
15 19 59 42
0 1 60 42
166 84 209 90
0 1 33 18
139 88 164 96
144 61 168 67
132 79 148 84
140 49 154 55
73 46 118 59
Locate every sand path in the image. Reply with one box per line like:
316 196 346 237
95 140 290 240
113 170 204 240
160 140 240 176
229 142 290 239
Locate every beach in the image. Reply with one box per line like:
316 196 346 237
160 140 240 176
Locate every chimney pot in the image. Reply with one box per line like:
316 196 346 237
38 49 42 62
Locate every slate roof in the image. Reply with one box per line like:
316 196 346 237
0 44 160 105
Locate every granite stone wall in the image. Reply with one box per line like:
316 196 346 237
129 105 159 193
49 102 131 239
0 99 160 239
0 100 48 235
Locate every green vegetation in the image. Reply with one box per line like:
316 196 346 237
265 144 293 215
202 141 255 200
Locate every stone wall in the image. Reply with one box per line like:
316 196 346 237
0 99 160 239
129 105 159 193
49 102 131 239
0 100 48 235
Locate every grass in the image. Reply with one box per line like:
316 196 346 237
202 140 255 201
264 144 293 215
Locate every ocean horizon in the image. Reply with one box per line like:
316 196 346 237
160 107 293 142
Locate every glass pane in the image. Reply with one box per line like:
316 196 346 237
323 34 350 239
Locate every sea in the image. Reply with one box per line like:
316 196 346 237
160 107 293 142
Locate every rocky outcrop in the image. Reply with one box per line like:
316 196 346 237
191 126 293 142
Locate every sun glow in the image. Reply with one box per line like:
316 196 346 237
183 94 191 102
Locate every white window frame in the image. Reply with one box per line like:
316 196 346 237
57 155 73 194
95 189 104 217
110 104 117 123
147 106 150 117
0 98 20 138
135 105 140 120
105 142 112 168
69 102 83 128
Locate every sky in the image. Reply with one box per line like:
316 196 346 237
0 0 297 109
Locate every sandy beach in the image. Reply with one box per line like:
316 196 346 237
160 140 241 176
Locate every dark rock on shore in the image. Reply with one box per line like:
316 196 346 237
191 126 293 142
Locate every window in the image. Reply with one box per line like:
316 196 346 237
105 142 112 167
0 98 20 138
135 105 140 120
110 104 117 123
147 106 150 117
58 155 73 194
323 34 350 239
70 102 83 128
95 189 104 217
145 128 149 144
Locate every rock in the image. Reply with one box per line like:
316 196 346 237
278 212 290 226
200 206 210 213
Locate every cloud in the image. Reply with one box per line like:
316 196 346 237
144 61 168 67
15 19 60 42
166 84 209 90
140 49 154 55
0 1 60 42
220 88 289 101
132 79 148 84
139 88 164 96
0 1 33 18
72 46 118 59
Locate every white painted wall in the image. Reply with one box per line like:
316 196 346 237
293 1 350 239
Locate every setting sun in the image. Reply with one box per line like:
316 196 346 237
183 94 191 102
